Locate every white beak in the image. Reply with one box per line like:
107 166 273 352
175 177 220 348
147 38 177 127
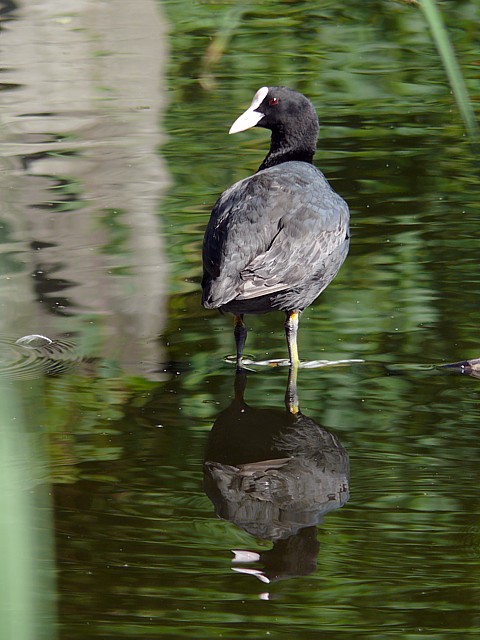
229 108 264 134
229 86 269 134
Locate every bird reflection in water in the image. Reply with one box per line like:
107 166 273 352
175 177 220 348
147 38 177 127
203 368 349 585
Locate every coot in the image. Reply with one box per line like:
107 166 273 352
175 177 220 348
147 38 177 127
202 86 350 368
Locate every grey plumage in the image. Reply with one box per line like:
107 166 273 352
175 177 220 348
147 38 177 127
202 161 349 314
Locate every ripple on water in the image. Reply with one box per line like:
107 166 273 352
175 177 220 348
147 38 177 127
0 334 80 379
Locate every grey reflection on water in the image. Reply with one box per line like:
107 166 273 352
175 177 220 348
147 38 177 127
0 0 169 380
204 370 349 584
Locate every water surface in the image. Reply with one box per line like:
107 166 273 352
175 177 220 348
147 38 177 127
1 1 480 638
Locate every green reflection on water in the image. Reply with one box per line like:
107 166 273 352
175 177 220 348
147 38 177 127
3 0 480 638
153 2 480 637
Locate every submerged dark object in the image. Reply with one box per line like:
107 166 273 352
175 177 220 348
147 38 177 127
439 358 480 379
202 86 350 368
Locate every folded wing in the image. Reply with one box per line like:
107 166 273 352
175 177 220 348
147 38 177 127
202 163 349 309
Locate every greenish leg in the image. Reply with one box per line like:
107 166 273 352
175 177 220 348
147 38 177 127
285 310 300 414
285 310 300 369
234 314 247 370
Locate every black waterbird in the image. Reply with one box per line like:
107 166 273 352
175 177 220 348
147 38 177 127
202 86 350 369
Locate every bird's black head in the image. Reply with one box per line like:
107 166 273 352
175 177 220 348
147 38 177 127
230 86 320 171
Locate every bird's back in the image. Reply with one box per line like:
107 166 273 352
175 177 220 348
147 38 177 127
202 161 349 313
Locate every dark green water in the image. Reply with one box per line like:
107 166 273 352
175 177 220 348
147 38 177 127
1 1 480 638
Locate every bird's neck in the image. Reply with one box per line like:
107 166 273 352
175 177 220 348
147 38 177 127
258 124 318 171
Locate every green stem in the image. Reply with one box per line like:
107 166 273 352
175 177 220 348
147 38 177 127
420 0 479 140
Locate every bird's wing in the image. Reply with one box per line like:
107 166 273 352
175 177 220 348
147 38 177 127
202 172 285 306
202 165 349 307
237 191 349 300
202 172 282 277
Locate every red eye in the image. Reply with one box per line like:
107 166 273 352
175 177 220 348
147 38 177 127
269 97 278 106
